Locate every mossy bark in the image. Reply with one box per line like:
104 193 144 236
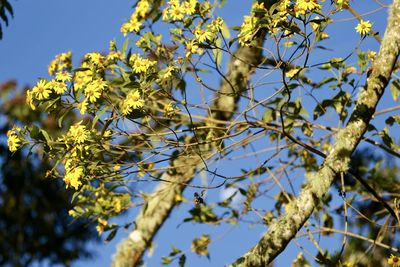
229 1 400 266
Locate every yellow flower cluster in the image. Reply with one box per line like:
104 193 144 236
162 0 198 21
295 0 321 16
66 121 90 144
238 15 259 46
7 129 21 152
84 79 107 103
193 17 223 43
73 62 93 91
121 90 145 115
129 54 157 73
64 160 84 190
26 75 72 109
159 66 176 80
120 0 150 36
355 20 372 35
48 51 72 76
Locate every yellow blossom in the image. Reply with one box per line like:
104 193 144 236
336 0 349 9
67 122 90 144
74 66 92 91
32 80 52 100
296 0 321 12
194 26 214 43
368 50 376 60
56 71 72 82
355 20 372 35
183 0 197 15
48 51 72 76
48 80 68 95
185 40 202 57
286 68 300 78
121 18 142 36
238 15 258 46
121 90 144 115
84 79 107 103
160 66 175 79
7 130 21 152
388 254 400 267
169 3 184 20
78 100 89 115
96 218 108 235
64 166 84 190
129 54 156 73
135 0 150 18
26 90 36 110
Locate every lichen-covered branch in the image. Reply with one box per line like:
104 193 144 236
111 33 266 267
228 1 400 266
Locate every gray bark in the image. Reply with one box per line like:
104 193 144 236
229 1 400 266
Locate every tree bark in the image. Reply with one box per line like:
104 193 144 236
229 1 400 266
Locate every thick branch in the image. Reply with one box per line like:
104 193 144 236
229 1 400 266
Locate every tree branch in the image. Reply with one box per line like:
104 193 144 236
229 1 400 265
112 26 267 267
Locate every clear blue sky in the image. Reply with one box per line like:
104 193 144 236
0 1 396 266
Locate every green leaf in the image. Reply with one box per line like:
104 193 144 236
390 79 400 102
212 37 223 67
121 37 130 55
357 50 367 73
105 229 118 243
220 19 230 39
262 109 275 123
179 254 186 267
169 246 181 257
92 106 109 129
40 129 52 144
161 256 173 265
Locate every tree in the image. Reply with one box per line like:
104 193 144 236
0 81 99 266
6 0 400 266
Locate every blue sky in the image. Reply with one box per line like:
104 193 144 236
1 1 397 266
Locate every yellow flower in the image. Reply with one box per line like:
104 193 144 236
120 18 142 35
160 66 175 79
77 99 89 115
32 80 52 100
85 84 102 103
26 90 36 110
84 79 106 103
388 254 400 267
48 51 72 76
185 40 202 57
67 122 89 144
194 26 214 43
55 71 72 82
96 218 108 235
135 0 150 18
129 54 156 73
169 3 184 20
336 0 349 9
64 166 84 190
285 68 301 78
122 90 144 115
355 20 372 35
7 130 21 152
48 80 68 95
296 0 321 12
183 0 197 15
367 50 376 60
74 66 92 91
238 15 258 46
